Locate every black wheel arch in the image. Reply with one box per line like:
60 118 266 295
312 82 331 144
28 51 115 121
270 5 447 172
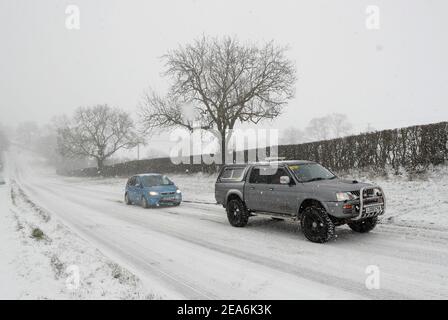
225 192 244 208
298 198 327 217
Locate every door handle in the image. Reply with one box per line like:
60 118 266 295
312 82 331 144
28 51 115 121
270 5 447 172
250 187 255 190
269 187 274 191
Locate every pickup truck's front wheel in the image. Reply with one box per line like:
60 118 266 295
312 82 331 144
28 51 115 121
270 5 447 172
348 217 378 233
227 198 249 227
301 206 335 243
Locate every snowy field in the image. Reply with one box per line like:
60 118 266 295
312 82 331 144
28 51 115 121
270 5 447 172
1 148 448 299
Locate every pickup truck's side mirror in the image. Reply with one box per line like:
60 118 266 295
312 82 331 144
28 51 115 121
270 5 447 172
280 176 290 185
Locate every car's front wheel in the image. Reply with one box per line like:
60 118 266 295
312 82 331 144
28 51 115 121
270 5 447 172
141 196 149 209
226 198 249 227
125 193 131 205
348 217 378 233
300 206 335 243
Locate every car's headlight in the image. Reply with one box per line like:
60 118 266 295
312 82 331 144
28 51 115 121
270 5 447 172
176 189 181 194
149 191 159 196
336 192 356 201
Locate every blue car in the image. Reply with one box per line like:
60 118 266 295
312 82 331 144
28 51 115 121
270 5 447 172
125 174 182 208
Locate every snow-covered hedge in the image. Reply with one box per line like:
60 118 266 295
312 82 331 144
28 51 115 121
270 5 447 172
63 121 448 177
276 121 448 173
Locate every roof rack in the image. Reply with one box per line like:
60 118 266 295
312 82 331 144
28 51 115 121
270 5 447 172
263 157 286 162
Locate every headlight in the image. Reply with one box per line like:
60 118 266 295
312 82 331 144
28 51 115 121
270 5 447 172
373 188 383 196
149 191 159 196
176 189 181 194
336 192 356 201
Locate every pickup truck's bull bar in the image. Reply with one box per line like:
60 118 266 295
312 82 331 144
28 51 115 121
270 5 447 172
352 186 386 221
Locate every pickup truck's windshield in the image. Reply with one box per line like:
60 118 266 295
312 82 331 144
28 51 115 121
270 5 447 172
140 175 173 187
288 163 336 182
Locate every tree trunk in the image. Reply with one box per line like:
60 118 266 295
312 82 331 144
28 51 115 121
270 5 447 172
220 131 226 165
97 158 104 174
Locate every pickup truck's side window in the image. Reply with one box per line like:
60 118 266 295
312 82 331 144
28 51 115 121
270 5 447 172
270 168 294 184
249 167 293 184
249 168 268 184
219 167 245 182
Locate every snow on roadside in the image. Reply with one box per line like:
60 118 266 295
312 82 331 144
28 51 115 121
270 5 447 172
0 178 26 299
0 178 159 299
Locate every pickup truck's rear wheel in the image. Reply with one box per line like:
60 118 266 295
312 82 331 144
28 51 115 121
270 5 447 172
301 206 335 243
348 217 378 233
227 198 249 227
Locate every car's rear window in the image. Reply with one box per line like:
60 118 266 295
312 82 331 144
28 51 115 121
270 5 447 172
218 167 245 182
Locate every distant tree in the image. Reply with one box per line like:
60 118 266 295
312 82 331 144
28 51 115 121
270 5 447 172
305 117 330 141
0 124 9 170
0 125 10 152
280 127 307 145
364 123 376 133
139 35 297 164
15 121 40 146
305 113 353 141
56 105 140 172
326 113 353 138
146 148 169 159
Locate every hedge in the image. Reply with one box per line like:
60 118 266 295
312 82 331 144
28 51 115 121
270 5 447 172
62 121 448 177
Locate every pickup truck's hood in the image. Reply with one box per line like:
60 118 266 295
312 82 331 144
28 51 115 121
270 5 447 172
306 178 373 192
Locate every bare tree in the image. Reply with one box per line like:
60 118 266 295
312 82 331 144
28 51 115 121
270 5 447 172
0 124 9 171
326 113 353 138
140 36 296 163
280 127 307 145
15 121 40 146
305 113 353 142
0 124 9 155
56 105 140 172
305 117 330 141
364 123 376 133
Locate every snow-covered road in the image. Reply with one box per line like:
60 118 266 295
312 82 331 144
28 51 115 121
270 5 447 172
4 149 448 299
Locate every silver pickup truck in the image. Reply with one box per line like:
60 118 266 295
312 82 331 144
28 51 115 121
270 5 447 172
215 160 385 243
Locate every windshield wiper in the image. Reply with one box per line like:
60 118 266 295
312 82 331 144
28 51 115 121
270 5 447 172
304 177 325 182
304 176 336 182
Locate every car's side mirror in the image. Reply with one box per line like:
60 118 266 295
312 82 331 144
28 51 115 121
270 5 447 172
280 176 290 185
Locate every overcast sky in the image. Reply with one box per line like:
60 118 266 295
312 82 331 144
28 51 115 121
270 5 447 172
1 0 447 150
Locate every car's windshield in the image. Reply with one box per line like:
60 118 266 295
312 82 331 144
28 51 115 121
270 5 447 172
288 163 336 182
140 175 173 187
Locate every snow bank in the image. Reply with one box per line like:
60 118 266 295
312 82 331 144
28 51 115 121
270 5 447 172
0 179 158 299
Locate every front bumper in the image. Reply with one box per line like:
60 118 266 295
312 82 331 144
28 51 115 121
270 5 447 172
146 193 182 206
324 186 386 220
